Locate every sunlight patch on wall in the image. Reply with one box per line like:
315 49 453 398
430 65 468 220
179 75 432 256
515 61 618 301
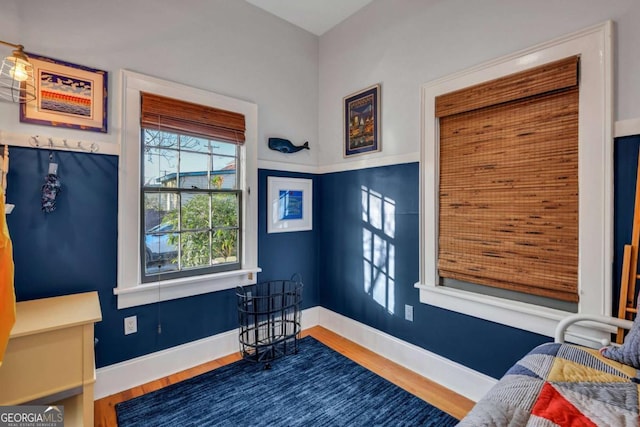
361 185 396 314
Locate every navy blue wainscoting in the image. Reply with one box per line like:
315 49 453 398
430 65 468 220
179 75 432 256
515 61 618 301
318 162 549 379
613 135 640 315
317 140 640 379
6 146 130 367
7 147 118 303
257 169 319 309
6 135 637 376
5 148 318 368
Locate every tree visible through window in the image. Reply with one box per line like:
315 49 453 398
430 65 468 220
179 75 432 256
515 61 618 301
142 130 241 282
139 92 245 283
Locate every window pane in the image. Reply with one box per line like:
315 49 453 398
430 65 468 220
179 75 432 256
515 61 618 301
181 231 210 269
179 134 209 153
179 151 209 189
144 148 178 188
144 192 179 275
181 193 210 231
145 230 179 274
211 155 236 189
143 192 178 231
212 229 238 264
211 141 236 156
144 130 178 149
212 194 239 227
140 128 243 281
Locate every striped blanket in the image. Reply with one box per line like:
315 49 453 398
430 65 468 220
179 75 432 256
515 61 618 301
457 342 639 426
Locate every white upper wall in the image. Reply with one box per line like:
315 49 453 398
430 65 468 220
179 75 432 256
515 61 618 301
319 0 640 169
3 1 639 171
0 0 319 169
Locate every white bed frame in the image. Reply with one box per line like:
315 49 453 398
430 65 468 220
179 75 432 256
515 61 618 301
555 314 634 346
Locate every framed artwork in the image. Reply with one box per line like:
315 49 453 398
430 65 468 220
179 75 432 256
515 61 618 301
343 84 380 157
267 176 313 233
20 53 108 133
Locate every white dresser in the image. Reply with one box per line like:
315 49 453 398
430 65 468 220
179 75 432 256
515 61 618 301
0 291 102 426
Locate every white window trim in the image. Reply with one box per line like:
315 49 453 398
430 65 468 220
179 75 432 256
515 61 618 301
115 70 260 309
415 21 614 339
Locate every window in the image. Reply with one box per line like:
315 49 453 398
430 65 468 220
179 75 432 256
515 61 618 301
140 93 243 282
416 22 613 338
115 71 260 309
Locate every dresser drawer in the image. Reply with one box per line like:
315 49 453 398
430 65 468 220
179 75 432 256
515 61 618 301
0 325 83 404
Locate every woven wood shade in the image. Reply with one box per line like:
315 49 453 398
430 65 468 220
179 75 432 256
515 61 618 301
141 93 245 144
436 56 579 302
435 56 579 118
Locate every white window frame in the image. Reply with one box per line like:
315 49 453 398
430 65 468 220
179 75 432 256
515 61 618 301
114 70 260 309
415 21 614 339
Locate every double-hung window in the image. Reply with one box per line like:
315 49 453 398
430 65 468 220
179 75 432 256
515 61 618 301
115 71 259 309
140 93 243 282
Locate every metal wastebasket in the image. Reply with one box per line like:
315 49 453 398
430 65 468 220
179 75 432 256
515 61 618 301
236 275 303 368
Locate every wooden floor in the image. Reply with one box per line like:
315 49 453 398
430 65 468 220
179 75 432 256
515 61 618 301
94 326 474 426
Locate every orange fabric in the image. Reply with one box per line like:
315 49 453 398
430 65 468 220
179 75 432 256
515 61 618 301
0 190 15 366
531 382 597 427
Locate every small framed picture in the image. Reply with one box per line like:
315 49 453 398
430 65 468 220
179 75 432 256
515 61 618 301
20 53 108 133
343 84 381 157
267 176 312 233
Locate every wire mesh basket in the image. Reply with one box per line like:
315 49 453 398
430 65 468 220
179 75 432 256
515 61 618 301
237 274 303 368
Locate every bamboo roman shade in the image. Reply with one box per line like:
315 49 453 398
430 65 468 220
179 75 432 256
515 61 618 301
436 56 580 302
140 92 245 144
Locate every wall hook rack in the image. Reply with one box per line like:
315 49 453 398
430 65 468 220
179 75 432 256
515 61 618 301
0 130 118 157
30 135 99 154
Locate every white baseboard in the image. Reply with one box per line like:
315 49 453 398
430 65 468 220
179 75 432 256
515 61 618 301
316 308 496 402
94 329 238 400
95 305 494 402
94 307 320 399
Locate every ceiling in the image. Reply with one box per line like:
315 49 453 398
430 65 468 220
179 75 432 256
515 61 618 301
245 0 373 36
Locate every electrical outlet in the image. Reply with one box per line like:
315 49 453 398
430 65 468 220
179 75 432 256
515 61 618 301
405 304 413 322
124 315 137 335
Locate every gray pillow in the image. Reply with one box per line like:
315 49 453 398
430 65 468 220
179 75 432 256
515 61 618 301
601 317 640 369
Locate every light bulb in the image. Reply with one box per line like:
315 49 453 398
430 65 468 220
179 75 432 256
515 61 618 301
10 61 29 82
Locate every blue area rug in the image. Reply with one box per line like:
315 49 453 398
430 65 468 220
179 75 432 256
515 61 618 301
116 336 458 426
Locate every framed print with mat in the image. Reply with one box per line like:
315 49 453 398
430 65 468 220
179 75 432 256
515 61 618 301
20 53 108 133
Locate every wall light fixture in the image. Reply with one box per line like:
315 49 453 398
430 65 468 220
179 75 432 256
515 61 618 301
0 40 36 103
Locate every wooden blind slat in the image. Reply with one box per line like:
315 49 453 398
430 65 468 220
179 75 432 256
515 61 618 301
141 93 245 144
435 56 579 118
438 252 578 287
438 84 579 302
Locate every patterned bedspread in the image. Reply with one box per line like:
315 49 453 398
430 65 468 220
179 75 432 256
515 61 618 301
457 342 640 426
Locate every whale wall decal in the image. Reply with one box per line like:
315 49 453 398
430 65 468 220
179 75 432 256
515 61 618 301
268 138 310 154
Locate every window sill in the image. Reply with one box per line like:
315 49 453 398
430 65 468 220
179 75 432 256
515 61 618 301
114 267 261 309
414 282 610 346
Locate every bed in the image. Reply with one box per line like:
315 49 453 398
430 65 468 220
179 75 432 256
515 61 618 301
457 314 638 426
